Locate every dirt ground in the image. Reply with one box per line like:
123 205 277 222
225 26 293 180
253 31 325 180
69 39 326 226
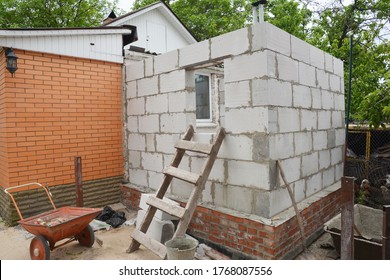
0 205 338 260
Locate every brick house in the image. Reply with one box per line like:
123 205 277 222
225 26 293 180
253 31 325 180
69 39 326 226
0 26 137 223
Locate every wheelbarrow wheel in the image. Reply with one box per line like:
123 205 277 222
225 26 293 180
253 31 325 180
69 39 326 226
30 235 50 260
75 225 95 247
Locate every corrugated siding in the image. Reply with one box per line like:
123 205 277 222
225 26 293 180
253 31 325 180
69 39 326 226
0 34 124 63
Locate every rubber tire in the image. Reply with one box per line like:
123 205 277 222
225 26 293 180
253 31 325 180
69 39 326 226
30 235 50 260
75 225 95 247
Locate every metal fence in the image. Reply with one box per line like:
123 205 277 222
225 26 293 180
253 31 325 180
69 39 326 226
344 127 390 206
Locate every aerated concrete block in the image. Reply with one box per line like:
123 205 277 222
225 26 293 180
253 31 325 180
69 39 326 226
128 133 145 151
126 81 137 99
306 173 322 197
301 109 317 131
292 85 312 109
160 69 190 93
319 150 331 170
278 108 300 133
330 74 341 93
156 134 179 154
224 81 251 108
318 111 332 130
227 160 270 190
146 94 169 114
324 53 334 73
136 209 175 244
168 91 195 113
252 78 293 107
179 39 210 67
277 54 299 82
210 27 250 59
154 49 178 75
252 22 291 56
316 69 329 90
142 152 163 173
225 107 268 133
321 90 334 110
218 134 254 161
146 134 155 152
294 132 313 155
311 88 322 109
138 114 159 133
313 131 328 151
160 113 191 134
333 58 344 76
226 185 253 214
127 116 138 132
137 76 158 97
145 57 154 77
148 171 163 191
279 156 301 183
309 45 325 70
129 168 148 186
126 60 144 82
301 152 319 177
298 62 316 87
332 111 343 128
269 188 292 217
291 36 310 64
269 133 294 159
224 50 276 83
127 97 145 116
323 167 335 188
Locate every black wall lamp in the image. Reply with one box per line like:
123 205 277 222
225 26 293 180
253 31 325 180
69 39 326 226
5 48 18 77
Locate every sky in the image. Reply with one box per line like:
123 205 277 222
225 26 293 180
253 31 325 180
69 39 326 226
116 0 136 12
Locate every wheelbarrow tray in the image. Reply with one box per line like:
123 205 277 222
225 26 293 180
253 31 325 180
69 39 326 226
324 204 383 260
18 206 101 246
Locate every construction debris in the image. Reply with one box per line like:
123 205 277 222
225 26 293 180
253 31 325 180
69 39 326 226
195 244 231 260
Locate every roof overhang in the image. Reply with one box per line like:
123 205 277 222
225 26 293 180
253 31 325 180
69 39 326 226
105 1 197 45
0 26 137 63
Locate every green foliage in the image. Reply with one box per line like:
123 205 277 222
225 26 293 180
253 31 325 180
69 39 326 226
309 0 389 128
0 0 117 28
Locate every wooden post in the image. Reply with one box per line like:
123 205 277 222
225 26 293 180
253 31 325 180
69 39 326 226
383 205 390 260
75 156 83 207
341 176 355 260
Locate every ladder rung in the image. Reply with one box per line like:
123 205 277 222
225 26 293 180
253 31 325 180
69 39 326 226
147 196 186 219
131 229 167 259
163 166 200 184
175 140 213 154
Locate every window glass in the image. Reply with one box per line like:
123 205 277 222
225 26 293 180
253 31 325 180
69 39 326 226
195 74 211 120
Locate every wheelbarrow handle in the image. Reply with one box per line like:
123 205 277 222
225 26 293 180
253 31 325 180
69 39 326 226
3 182 56 220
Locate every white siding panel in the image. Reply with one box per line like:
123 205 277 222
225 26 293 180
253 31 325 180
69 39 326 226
1 34 125 63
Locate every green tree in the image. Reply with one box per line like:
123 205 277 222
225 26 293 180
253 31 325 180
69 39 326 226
0 0 118 28
309 0 390 128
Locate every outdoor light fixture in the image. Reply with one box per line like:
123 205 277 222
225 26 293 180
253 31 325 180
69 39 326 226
5 48 18 77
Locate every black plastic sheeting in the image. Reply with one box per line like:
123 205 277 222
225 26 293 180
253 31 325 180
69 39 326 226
96 206 126 228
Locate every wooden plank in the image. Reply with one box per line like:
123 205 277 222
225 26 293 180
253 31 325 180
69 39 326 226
163 166 200 184
146 196 186 219
341 176 355 260
131 229 167 259
175 140 212 154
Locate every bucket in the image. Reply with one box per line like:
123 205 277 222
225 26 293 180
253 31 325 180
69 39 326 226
165 236 199 260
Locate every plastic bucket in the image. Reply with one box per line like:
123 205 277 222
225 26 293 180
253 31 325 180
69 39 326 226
165 236 199 260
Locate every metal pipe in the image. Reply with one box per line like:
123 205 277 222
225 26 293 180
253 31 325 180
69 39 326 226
259 4 265 23
252 6 259 24
75 156 83 207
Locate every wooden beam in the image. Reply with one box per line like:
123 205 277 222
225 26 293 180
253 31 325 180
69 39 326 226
341 176 355 260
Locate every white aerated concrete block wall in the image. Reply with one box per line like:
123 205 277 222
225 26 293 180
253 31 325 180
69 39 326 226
124 22 345 219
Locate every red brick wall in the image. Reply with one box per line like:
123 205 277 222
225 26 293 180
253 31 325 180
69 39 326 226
121 184 341 259
0 49 123 188
0 49 9 187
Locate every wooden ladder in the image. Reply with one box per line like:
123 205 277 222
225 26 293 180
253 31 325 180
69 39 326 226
127 125 226 258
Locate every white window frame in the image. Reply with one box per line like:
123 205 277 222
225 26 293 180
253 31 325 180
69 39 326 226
195 72 213 124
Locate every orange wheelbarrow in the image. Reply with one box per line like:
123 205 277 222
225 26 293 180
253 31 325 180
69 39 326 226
4 182 102 260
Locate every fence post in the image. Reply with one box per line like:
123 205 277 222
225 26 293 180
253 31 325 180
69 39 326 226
383 205 390 260
341 176 355 260
75 156 83 207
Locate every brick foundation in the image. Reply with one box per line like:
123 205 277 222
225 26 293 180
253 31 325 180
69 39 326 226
121 183 341 259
